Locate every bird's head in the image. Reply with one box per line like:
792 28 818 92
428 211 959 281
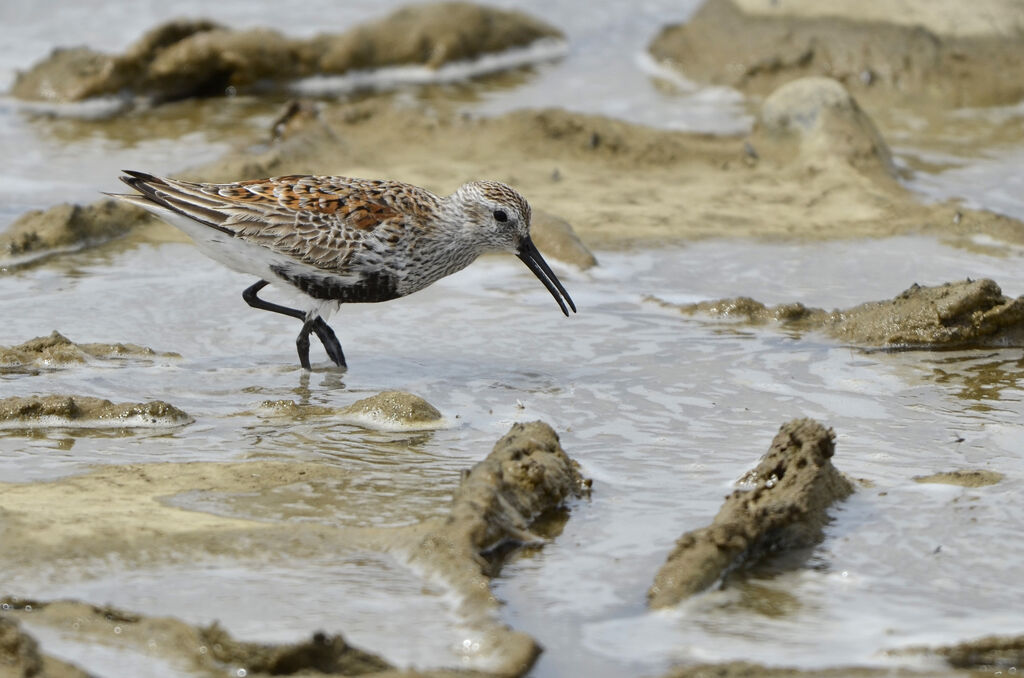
451 180 576 316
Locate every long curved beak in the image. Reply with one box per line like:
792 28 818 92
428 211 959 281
516 237 577 317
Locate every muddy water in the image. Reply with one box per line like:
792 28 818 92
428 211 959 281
4 236 1024 675
4 2 1024 677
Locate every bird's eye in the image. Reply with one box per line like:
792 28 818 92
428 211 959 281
493 209 508 223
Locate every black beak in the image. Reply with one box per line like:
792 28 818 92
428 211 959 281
516 237 577 317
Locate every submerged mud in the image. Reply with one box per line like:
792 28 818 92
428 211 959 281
661 662 930 678
0 395 191 429
648 419 853 608
913 469 1004 487
0 331 178 369
658 278 1024 349
649 0 1024 108
12 3 562 103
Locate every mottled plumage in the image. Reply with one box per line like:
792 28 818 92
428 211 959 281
109 171 575 369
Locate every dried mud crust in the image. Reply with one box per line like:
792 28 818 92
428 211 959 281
0 394 191 428
11 3 562 103
648 419 853 608
649 0 1024 108
0 330 179 368
0 421 589 677
654 278 1024 349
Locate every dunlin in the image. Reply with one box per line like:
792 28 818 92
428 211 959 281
110 171 576 369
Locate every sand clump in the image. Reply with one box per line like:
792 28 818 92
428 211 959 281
656 278 1024 349
12 4 562 103
648 419 853 608
649 0 1024 108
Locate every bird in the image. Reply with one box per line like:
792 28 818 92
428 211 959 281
109 171 576 370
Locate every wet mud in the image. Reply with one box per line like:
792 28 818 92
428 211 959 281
0 421 588 676
0 331 178 370
648 419 853 608
12 3 562 103
656 278 1024 349
650 0 1024 108
0 395 191 430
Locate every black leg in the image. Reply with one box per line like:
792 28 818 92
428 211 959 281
296 319 314 370
312 318 346 367
242 280 347 369
242 280 303 319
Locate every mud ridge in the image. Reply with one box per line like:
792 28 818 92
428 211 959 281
12 3 562 104
0 330 179 369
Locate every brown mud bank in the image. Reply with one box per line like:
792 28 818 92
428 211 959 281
648 419 853 608
0 421 589 677
5 76 1024 270
11 3 562 104
655 278 1024 349
650 0 1024 109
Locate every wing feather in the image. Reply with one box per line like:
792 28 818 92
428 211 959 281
114 171 440 274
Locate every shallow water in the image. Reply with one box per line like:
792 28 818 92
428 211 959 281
4 236 1024 675
3 2 1024 677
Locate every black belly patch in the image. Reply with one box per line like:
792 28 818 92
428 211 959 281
272 266 400 303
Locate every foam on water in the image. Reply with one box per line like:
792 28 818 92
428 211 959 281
0 413 193 431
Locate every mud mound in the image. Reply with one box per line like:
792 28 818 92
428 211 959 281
648 419 853 608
